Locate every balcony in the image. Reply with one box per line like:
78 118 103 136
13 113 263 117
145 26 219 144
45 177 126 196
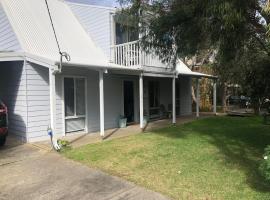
110 40 168 68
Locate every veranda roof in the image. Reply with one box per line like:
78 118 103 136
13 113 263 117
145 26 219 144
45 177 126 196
176 59 217 79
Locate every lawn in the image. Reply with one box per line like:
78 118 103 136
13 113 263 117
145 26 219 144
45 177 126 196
63 117 270 200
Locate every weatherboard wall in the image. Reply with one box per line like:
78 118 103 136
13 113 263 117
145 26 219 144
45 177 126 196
0 2 21 52
68 3 112 60
0 61 27 140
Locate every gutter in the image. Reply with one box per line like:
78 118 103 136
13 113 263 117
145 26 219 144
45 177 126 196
55 61 143 72
178 72 218 79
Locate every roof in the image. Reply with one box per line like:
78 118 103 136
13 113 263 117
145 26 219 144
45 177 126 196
0 0 109 67
176 59 217 79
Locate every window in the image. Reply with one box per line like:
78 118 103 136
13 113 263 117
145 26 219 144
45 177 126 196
115 23 139 44
64 78 75 116
64 77 86 117
64 77 86 133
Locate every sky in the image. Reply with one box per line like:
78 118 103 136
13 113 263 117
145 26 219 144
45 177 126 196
67 0 119 7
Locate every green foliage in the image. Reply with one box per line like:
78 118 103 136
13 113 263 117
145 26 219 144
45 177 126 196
57 139 72 152
233 39 270 111
259 145 270 183
118 0 270 109
118 0 269 62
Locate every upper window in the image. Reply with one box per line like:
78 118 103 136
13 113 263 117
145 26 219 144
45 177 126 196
115 23 139 45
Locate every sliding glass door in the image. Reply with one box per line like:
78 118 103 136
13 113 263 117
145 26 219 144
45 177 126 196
64 77 86 133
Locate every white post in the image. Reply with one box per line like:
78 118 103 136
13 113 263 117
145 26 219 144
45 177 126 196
99 71 105 137
139 73 144 129
196 78 200 118
213 80 217 115
49 68 56 131
172 77 176 124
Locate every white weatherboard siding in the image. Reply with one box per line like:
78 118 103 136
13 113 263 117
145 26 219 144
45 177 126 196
0 61 53 142
68 3 112 59
179 76 192 115
0 61 191 142
25 62 51 142
0 2 21 52
0 61 27 140
55 67 140 135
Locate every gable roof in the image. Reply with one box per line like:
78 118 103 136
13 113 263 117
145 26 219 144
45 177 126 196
0 0 109 67
176 59 217 79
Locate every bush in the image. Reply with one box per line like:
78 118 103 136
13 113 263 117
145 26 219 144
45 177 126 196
57 139 72 152
259 145 270 183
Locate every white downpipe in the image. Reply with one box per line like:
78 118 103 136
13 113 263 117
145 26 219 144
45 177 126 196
196 79 200 118
213 80 217 115
172 77 176 124
139 74 144 129
49 68 56 131
99 71 105 137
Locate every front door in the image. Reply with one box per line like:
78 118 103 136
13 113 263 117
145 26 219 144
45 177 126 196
123 81 134 123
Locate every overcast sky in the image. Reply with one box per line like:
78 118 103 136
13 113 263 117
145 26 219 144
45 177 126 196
67 0 119 7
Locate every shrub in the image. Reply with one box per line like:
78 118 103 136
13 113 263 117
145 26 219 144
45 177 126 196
259 145 270 183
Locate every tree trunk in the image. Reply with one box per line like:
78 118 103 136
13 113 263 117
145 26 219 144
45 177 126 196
191 86 197 103
222 83 228 112
253 98 261 115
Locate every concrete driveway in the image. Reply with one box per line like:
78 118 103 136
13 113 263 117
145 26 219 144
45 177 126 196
0 136 169 200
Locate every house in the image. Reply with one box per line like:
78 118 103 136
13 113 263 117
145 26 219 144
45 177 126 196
0 0 217 143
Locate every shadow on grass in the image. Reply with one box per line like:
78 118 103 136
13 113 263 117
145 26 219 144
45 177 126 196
152 116 270 192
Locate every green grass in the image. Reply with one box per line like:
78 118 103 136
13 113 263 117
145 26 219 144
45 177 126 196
63 117 270 200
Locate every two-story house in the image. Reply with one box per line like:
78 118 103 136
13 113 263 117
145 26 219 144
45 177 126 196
0 0 216 142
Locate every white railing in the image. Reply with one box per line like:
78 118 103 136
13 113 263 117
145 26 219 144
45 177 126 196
110 40 166 68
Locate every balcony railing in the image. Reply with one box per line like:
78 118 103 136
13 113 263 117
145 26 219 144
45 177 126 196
110 40 167 68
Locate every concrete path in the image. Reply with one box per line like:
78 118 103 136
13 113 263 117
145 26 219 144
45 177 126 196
0 136 169 200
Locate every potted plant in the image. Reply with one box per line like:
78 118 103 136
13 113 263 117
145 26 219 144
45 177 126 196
118 115 127 128
143 109 149 126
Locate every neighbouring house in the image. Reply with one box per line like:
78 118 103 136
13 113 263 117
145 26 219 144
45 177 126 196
0 0 217 143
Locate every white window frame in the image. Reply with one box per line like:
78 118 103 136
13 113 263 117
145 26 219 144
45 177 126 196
62 76 88 135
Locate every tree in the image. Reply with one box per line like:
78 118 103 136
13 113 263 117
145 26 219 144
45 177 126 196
118 0 270 112
234 38 270 113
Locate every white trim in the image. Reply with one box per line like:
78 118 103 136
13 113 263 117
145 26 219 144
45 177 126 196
99 70 105 136
0 52 56 68
23 59 29 142
65 115 86 120
213 80 217 114
139 73 144 129
85 77 89 133
49 68 56 131
196 78 200 118
61 76 65 136
67 1 116 11
172 77 176 124
0 56 24 62
143 72 175 78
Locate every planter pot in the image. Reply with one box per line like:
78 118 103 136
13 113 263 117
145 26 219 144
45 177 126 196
119 118 127 128
143 116 148 126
